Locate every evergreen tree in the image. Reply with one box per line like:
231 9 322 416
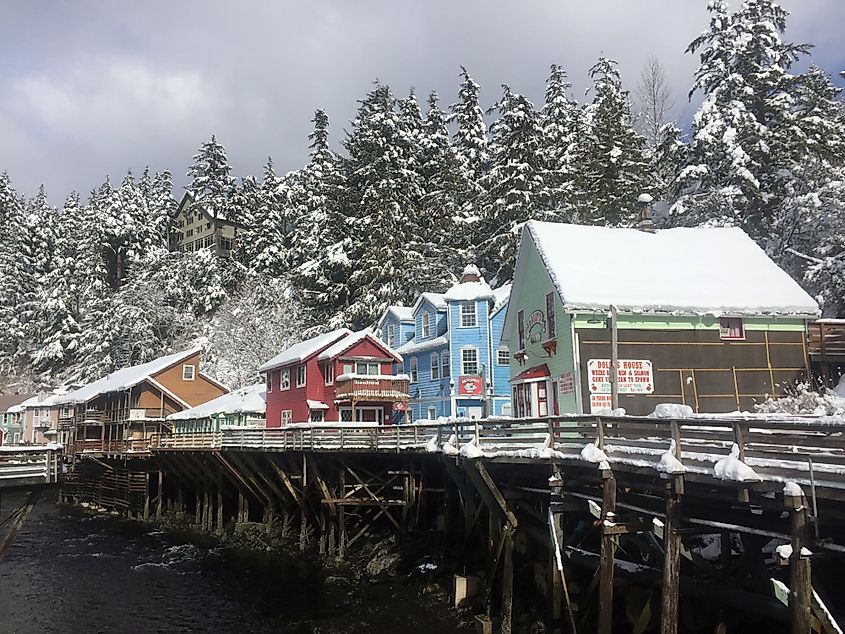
186 134 237 220
480 85 548 281
571 58 651 226
540 64 580 215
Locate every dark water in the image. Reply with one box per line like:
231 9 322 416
0 492 462 633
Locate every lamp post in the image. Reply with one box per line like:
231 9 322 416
609 304 619 411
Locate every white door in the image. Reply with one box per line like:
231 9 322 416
466 406 483 420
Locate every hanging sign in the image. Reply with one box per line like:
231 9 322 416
393 401 407 412
559 372 574 395
527 310 546 343
589 394 613 413
587 359 654 394
458 375 484 396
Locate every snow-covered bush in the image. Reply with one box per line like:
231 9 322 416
755 382 845 416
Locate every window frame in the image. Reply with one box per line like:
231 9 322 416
281 410 292 426
182 364 196 381
427 407 436 420
460 302 478 328
430 352 440 380
296 364 307 387
410 357 418 383
421 313 431 339
387 324 395 347
546 292 556 339
324 362 334 385
310 410 324 423
441 351 450 378
280 368 291 391
356 361 379 376
266 372 273 393
719 317 745 341
517 310 526 350
496 348 510 366
461 346 479 376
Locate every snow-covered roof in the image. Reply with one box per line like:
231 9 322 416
306 400 329 410
396 334 449 356
168 383 265 421
316 328 403 363
444 277 494 302
491 284 512 316
258 329 352 372
523 221 820 316
415 292 447 311
387 306 414 322
50 349 204 405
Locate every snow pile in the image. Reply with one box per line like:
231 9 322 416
649 403 694 418
775 544 812 560
656 439 687 474
713 444 761 482
442 434 459 456
755 382 845 416
580 442 609 463
783 481 804 498
459 437 484 459
525 221 819 316
425 435 439 453
593 407 627 417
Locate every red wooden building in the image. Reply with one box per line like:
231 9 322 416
259 328 409 426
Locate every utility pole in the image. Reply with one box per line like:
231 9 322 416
610 304 619 411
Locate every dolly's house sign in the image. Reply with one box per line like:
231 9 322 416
458 375 484 396
587 359 654 394
526 310 546 343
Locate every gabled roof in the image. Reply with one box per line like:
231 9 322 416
258 329 352 373
443 278 494 302
396 334 449 356
168 383 265 421
317 328 403 363
376 305 415 330
413 292 447 313
521 221 819 317
176 191 246 228
52 348 204 405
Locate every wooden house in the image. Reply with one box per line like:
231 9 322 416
170 192 244 257
501 221 820 416
168 383 265 434
260 329 408 426
54 348 227 455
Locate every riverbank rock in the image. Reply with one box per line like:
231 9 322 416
364 540 402 580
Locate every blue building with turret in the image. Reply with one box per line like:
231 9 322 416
378 266 511 421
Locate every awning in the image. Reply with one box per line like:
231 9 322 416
513 364 550 382
306 400 330 410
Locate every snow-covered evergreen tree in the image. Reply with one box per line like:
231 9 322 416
540 64 580 216
571 58 651 226
480 85 549 281
186 134 237 220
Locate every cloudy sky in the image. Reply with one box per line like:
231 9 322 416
1 1 843 200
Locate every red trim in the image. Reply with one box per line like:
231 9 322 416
513 364 550 381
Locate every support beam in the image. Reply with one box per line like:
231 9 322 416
501 527 514 634
660 476 683 634
790 502 812 634
598 470 616 634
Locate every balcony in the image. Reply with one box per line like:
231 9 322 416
334 375 410 403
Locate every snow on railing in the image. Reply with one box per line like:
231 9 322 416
150 414 845 492
0 445 62 487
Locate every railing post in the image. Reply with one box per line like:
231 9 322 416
547 417 556 450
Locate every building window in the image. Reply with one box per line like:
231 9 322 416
410 357 418 383
387 324 395 347
430 352 440 379
421 313 431 338
219 237 233 251
186 228 194 237
427 407 436 420
518 310 526 350
356 361 379 375
460 302 477 327
206 222 211 229
296 364 307 387
546 292 556 339
281 410 292 425
204 235 214 248
441 352 450 378
266 372 273 393
310 410 324 423
497 348 510 366
324 363 334 385
182 364 196 381
719 317 745 341
280 368 290 390
461 347 479 376
340 408 353 423
343 363 353 375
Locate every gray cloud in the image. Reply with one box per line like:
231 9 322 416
1 0 843 200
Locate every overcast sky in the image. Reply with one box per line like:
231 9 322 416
1 1 843 200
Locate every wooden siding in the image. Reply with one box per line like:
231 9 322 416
152 353 226 407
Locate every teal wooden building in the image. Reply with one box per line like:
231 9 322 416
501 221 820 416
168 383 266 433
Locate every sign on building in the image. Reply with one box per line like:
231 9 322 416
559 372 574 395
458 375 484 396
589 394 613 413
587 359 654 394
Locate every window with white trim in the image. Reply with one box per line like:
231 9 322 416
497 348 510 366
461 347 479 375
387 324 395 347
410 357 418 383
427 407 436 420
719 317 745 341
441 351 450 377
356 361 379 376
280 368 290 390
182 364 196 381
296 364 307 387
460 302 477 327
281 410 292 425
430 352 440 379
421 313 431 338
310 410 324 423
324 363 334 385
340 408 353 423
343 363 353 374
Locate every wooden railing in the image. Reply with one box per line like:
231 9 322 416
71 437 156 455
808 320 845 359
151 414 845 495
0 446 62 488
334 376 410 402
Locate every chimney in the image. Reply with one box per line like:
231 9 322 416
637 193 655 233
459 264 482 283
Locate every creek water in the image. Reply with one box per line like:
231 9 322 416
0 492 462 633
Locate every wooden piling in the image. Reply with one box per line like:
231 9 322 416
217 489 224 533
501 527 514 634
156 471 163 520
660 476 683 634
143 472 151 520
598 471 616 634
790 503 812 634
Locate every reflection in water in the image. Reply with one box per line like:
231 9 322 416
0 493 460 633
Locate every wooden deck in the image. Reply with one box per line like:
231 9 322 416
0 446 62 490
